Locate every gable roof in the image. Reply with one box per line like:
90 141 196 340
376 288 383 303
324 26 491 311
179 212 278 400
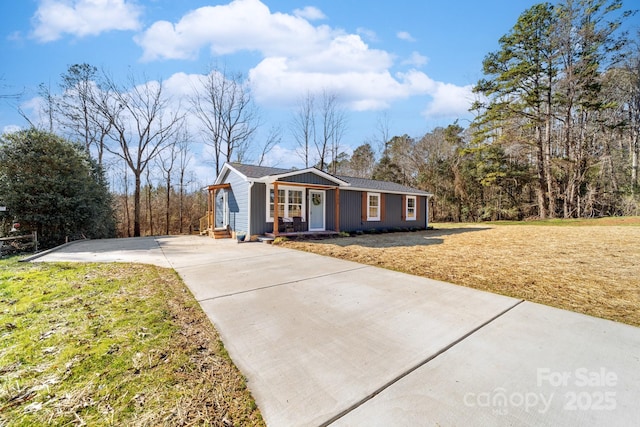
228 163 291 179
218 162 432 196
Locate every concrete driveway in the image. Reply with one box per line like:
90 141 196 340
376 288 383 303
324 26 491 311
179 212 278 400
31 236 640 426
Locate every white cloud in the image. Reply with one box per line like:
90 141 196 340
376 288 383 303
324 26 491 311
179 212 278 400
356 27 378 43
402 51 428 68
31 0 142 42
135 0 473 121
135 0 335 61
293 6 325 21
421 82 475 118
396 31 416 42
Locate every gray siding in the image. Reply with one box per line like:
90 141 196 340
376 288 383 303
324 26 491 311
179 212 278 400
279 173 337 186
339 190 428 232
250 183 272 235
224 169 249 234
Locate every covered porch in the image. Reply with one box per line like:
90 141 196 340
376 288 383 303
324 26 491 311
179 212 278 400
268 181 341 237
201 183 232 238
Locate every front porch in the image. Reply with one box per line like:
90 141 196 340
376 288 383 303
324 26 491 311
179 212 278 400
264 230 340 238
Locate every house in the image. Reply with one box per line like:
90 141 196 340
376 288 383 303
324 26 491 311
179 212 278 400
203 162 432 239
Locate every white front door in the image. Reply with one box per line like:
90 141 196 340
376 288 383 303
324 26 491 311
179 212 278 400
309 190 325 231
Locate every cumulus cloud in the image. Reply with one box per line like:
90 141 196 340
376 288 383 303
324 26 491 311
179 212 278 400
421 82 475 118
135 0 335 61
293 6 325 21
356 27 378 42
135 0 473 120
396 31 416 42
402 51 428 67
31 0 142 42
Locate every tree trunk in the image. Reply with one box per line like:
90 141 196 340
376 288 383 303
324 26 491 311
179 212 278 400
134 173 141 237
165 177 171 235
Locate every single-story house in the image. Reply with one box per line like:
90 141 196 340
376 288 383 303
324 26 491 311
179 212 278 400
203 162 432 239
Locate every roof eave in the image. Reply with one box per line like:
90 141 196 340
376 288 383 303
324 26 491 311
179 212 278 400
344 186 433 197
257 167 350 186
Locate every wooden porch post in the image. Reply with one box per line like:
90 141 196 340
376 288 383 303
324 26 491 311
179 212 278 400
212 189 217 230
273 182 279 236
334 187 340 233
208 188 213 232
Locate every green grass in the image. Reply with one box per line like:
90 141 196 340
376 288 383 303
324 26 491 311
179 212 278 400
0 257 263 426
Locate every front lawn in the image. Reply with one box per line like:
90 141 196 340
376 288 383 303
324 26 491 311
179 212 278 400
0 258 264 426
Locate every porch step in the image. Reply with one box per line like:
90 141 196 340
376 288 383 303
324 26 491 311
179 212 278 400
212 229 231 239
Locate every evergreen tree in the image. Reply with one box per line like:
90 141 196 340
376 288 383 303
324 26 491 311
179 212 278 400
0 129 115 248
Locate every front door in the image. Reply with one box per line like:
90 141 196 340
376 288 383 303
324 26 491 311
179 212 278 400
214 189 227 228
309 190 325 231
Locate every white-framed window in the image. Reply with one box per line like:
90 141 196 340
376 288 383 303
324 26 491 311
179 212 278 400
367 192 381 221
406 196 417 221
267 185 305 222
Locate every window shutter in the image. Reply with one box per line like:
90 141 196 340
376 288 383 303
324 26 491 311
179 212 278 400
361 192 367 222
380 194 386 222
416 196 421 220
401 195 406 221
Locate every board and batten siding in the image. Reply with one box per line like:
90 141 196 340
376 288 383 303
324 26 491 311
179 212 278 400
250 182 270 235
339 190 428 232
279 173 337 186
223 169 249 234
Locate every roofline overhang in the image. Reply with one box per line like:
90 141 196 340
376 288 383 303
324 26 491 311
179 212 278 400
213 163 244 185
344 186 433 197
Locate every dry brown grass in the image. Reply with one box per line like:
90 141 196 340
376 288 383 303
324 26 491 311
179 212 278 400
280 219 640 327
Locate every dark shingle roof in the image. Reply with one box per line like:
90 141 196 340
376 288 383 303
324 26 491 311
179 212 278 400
337 175 431 196
228 162 431 196
229 163 291 178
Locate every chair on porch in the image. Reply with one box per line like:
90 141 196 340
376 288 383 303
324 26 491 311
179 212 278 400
279 217 295 233
292 216 304 232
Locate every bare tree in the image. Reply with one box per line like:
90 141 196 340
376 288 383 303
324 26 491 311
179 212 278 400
96 72 184 237
257 125 282 166
191 65 258 175
317 90 347 172
291 90 347 171
176 134 193 234
157 126 189 235
291 91 315 167
57 64 113 164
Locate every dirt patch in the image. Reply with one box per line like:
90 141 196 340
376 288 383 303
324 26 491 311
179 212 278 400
281 224 640 327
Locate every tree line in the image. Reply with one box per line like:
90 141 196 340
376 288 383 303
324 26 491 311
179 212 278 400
3 0 638 237
332 0 640 221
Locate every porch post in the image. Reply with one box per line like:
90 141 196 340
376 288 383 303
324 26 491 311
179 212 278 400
334 187 340 233
273 182 279 236
212 189 217 230
208 188 213 232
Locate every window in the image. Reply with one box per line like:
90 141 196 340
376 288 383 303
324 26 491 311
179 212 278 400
367 192 380 221
269 188 285 220
406 196 417 221
267 185 305 221
288 189 303 217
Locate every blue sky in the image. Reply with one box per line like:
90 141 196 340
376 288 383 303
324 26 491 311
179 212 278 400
1 0 639 175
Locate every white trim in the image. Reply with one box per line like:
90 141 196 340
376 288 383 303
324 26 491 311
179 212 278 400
266 184 306 223
308 190 326 231
247 181 254 236
406 195 417 221
347 186 432 197
366 192 381 221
